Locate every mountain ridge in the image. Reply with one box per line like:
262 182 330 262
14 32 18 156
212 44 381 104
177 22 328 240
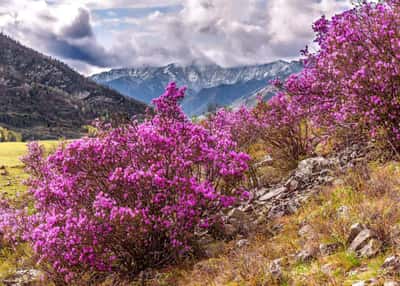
91 60 303 116
0 33 147 140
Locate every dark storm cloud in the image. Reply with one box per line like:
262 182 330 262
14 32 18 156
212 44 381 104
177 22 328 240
61 8 93 39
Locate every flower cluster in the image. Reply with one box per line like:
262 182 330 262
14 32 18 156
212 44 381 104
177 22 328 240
8 83 249 282
286 1 400 149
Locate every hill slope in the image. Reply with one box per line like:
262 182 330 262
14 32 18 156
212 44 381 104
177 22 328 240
0 34 147 140
91 61 302 116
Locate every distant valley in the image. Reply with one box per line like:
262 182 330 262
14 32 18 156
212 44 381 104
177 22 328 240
0 34 147 140
91 61 303 116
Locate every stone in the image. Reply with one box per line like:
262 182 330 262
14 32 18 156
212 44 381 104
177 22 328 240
349 229 375 252
390 224 400 247
236 239 249 248
287 178 299 191
333 178 345 186
0 169 7 176
258 187 286 202
358 239 381 258
269 258 285 280
296 157 333 178
382 255 400 273
320 242 341 256
255 155 273 167
337 205 350 219
296 244 319 262
347 223 367 245
384 281 399 286
3 269 41 286
351 279 379 286
321 263 336 275
298 224 316 240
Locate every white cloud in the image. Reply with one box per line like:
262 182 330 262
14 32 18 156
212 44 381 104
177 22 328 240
0 0 353 74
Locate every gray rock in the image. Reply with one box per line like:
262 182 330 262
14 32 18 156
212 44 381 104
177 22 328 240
320 242 341 256
298 224 316 240
347 223 367 245
296 244 319 262
390 224 400 247
296 157 333 178
349 229 376 252
3 269 41 286
258 187 287 202
321 263 336 275
337 205 350 219
352 279 379 286
358 239 381 258
269 258 285 280
382 255 400 272
255 155 273 168
384 281 400 286
287 178 299 191
236 239 250 248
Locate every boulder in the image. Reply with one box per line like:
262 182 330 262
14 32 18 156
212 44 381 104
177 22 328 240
358 239 381 258
295 157 334 179
296 244 319 262
320 242 341 256
347 223 366 245
382 255 400 273
269 258 286 280
349 229 376 252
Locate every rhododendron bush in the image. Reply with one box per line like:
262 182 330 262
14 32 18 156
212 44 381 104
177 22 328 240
253 92 314 167
206 91 314 172
2 83 250 282
285 0 400 150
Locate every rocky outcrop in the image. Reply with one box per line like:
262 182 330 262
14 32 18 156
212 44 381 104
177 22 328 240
239 156 338 225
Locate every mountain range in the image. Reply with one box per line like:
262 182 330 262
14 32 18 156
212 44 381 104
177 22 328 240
91 61 303 116
0 34 147 140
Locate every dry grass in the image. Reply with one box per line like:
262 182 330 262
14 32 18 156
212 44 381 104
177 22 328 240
147 161 400 286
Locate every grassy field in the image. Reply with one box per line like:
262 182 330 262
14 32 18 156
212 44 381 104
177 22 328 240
0 141 59 283
0 141 59 197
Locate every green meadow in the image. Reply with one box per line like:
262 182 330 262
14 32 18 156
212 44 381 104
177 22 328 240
0 141 59 196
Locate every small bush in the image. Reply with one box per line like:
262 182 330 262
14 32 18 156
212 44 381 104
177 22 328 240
253 93 315 170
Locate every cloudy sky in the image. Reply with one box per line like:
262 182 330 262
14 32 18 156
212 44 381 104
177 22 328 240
0 0 352 75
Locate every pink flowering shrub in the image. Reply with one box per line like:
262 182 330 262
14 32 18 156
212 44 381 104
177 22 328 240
11 83 250 282
205 107 262 186
253 92 314 168
286 1 400 150
205 91 314 175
